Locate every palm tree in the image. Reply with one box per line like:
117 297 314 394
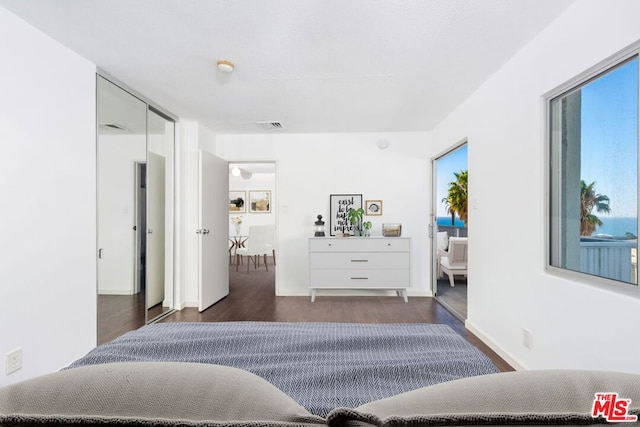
580 180 611 236
442 170 468 226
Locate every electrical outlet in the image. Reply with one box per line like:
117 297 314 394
522 329 533 349
6 348 22 375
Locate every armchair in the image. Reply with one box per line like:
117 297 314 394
438 236 468 287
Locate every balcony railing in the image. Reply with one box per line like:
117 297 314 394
580 237 637 284
437 225 467 238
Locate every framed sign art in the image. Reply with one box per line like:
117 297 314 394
329 194 362 236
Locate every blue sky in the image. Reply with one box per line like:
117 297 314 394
436 144 467 218
581 57 638 218
435 58 638 222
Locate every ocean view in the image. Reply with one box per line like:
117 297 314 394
437 216 637 238
595 217 638 237
436 217 466 228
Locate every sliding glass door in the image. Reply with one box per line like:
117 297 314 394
432 143 468 319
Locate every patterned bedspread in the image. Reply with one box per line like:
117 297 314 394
68 322 500 416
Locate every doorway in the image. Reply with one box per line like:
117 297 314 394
432 143 468 319
228 162 277 294
134 162 146 295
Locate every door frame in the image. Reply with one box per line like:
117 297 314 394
227 160 279 295
133 161 146 295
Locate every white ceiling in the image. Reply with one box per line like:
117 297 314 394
1 0 575 134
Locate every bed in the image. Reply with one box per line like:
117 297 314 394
3 322 639 426
66 321 500 417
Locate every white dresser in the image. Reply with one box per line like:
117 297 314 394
308 237 410 302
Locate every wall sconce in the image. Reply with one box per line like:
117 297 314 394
314 215 326 237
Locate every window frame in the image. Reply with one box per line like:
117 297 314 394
544 41 640 299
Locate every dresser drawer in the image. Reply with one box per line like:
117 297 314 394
310 252 409 269
310 269 410 288
309 238 409 252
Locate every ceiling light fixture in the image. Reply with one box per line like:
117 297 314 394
377 139 390 149
231 166 241 176
217 60 235 73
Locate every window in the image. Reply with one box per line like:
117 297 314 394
548 52 639 293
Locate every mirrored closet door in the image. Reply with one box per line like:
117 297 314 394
97 76 175 344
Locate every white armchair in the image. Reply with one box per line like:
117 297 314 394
438 236 468 287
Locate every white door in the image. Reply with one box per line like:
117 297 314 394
198 149 229 311
146 152 166 308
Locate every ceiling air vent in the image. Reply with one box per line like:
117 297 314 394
256 121 284 130
99 122 129 131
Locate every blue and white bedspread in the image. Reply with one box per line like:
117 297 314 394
67 322 500 416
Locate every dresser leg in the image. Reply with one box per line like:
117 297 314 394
399 290 408 303
311 289 316 302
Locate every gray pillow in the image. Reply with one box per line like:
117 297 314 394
0 362 325 426
327 370 640 426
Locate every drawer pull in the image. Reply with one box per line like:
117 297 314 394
350 277 369 280
350 259 369 263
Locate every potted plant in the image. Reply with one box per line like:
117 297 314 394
347 207 364 236
363 221 372 237
230 215 243 236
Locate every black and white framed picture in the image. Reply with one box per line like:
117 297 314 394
365 200 383 216
229 191 246 213
329 194 363 236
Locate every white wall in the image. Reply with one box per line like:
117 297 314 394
216 132 432 297
430 0 640 373
0 7 97 386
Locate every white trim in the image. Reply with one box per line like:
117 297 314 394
182 300 199 308
465 320 525 371
98 289 134 296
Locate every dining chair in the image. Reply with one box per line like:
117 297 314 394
265 225 276 265
235 225 272 272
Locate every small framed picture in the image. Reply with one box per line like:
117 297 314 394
249 190 271 213
365 200 383 216
229 191 246 213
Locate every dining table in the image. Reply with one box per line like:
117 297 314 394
229 235 248 263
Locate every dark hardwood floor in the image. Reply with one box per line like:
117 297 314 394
97 293 146 345
96 258 512 371
158 260 513 372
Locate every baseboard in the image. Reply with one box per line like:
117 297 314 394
465 320 526 371
98 289 134 295
181 300 199 308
